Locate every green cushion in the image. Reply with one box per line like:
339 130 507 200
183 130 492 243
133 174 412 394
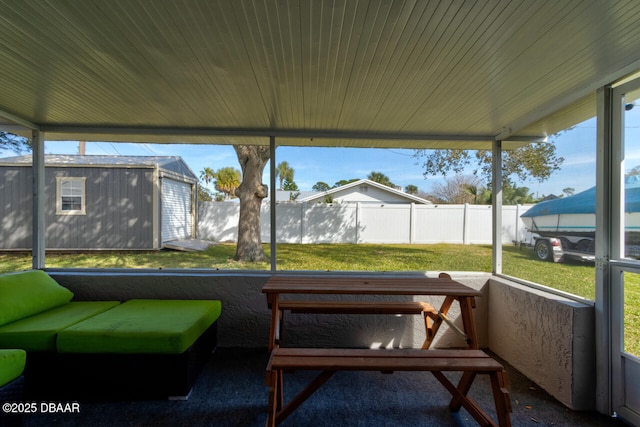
0 349 26 387
0 270 74 327
57 299 222 354
0 301 120 351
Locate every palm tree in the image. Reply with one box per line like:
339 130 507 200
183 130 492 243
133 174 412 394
199 167 216 191
405 184 419 195
367 171 395 188
276 161 294 190
214 167 242 200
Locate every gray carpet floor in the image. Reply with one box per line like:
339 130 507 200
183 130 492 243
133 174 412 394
20 348 626 427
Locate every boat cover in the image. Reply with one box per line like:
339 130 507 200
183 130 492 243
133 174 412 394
521 175 640 217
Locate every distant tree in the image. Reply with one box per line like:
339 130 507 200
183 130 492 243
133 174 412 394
213 167 242 200
562 187 575 196
465 184 492 205
429 175 482 204
503 182 536 204
283 179 299 191
333 179 359 188
276 161 294 190
312 181 331 192
0 132 31 155
197 185 213 202
199 167 216 191
367 171 395 188
405 184 419 195
414 141 564 185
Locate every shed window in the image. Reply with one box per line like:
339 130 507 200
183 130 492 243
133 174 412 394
56 177 86 215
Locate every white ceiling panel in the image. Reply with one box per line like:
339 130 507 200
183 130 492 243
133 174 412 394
1 0 640 148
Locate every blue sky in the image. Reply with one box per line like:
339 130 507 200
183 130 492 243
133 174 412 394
9 108 640 198
31 121 599 198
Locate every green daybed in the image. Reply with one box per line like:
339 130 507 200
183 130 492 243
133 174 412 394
0 349 27 427
0 270 222 401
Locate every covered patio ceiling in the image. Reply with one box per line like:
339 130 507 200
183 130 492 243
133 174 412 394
2 1 640 150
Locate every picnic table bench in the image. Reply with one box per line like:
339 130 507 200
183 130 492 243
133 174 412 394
266 347 512 427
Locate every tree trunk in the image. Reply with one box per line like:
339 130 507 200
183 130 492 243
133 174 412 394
233 145 270 262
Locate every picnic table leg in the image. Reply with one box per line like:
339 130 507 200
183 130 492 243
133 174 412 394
432 371 497 427
490 370 513 427
459 296 478 349
423 296 455 349
265 369 279 427
448 371 476 411
269 295 280 351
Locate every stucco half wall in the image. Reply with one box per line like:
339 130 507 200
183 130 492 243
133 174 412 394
487 276 596 411
49 270 594 410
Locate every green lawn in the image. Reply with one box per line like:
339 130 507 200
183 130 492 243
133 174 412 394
1 243 637 356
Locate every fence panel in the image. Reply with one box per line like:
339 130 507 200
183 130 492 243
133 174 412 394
358 204 411 243
466 205 493 244
198 202 534 245
413 205 465 244
302 204 357 243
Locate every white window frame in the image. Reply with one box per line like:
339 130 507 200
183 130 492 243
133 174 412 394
56 177 86 215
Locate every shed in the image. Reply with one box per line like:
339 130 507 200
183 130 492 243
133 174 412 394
0 155 198 250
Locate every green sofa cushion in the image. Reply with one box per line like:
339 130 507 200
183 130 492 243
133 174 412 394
0 270 74 327
0 301 120 351
56 299 222 354
0 349 26 387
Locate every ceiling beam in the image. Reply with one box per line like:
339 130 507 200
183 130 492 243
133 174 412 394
40 125 498 142
0 110 39 131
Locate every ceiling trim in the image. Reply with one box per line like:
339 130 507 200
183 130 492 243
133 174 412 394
39 124 500 143
0 110 39 131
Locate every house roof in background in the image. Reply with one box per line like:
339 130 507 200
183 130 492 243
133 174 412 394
267 179 431 204
0 155 198 181
1 2 640 150
300 179 431 205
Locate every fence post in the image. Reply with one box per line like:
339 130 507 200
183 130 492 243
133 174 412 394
355 202 361 244
409 203 415 244
300 203 304 244
515 204 521 244
463 203 470 244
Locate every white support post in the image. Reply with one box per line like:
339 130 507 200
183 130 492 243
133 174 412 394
595 85 614 415
270 136 277 272
492 140 503 274
31 130 45 269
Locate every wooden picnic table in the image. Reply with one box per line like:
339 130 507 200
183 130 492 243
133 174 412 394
262 274 482 351
261 275 512 427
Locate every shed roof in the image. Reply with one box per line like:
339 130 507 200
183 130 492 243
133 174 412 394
0 155 198 181
1 2 640 149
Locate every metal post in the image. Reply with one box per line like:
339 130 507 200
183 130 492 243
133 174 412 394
31 130 45 269
595 85 614 415
270 136 276 272
492 140 503 274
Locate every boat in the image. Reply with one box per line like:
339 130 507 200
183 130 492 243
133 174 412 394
520 175 640 247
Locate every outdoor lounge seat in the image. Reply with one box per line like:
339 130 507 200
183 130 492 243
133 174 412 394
0 270 223 401
0 349 27 427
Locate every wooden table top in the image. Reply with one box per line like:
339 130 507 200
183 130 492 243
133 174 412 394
262 275 481 297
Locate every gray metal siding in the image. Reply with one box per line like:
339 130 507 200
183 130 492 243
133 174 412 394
0 166 33 249
0 166 155 250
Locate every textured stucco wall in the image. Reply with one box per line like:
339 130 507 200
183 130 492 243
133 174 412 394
49 270 594 410
487 276 595 410
49 270 489 350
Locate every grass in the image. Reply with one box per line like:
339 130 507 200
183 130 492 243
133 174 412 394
1 243 637 356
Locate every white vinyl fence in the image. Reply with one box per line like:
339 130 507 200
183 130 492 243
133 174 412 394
198 202 533 245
